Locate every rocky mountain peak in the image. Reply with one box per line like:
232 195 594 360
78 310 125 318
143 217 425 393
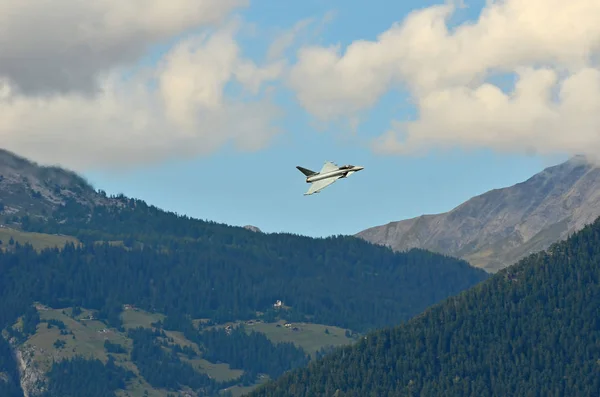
356 156 600 272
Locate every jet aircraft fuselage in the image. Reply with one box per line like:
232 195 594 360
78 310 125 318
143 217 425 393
305 164 364 182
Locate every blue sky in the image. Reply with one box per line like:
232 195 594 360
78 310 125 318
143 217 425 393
81 0 575 238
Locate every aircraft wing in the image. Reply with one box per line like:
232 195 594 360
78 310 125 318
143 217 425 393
319 161 339 174
304 175 341 195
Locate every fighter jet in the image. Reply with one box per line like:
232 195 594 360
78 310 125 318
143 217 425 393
296 161 364 195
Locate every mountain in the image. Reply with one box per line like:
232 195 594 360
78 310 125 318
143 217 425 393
251 214 600 397
356 155 600 272
0 149 112 217
0 148 489 397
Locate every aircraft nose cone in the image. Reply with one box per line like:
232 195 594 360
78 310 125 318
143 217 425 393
355 166 364 171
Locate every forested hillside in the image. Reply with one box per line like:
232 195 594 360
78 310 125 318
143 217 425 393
252 216 600 396
0 149 491 396
0 236 487 335
0 337 22 397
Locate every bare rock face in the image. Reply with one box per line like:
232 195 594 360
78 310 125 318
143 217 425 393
356 156 600 272
244 225 262 233
14 344 46 397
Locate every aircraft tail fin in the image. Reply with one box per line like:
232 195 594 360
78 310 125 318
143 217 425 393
296 166 317 176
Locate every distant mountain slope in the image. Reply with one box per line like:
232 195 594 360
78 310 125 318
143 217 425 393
356 155 600 272
252 215 600 397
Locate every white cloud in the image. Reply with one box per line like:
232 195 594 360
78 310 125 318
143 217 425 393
288 0 600 158
0 10 284 171
375 67 600 157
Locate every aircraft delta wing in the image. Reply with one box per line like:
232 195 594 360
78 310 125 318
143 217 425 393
305 175 342 195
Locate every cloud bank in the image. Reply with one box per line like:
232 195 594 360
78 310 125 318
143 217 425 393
4 0 600 171
289 0 600 159
0 0 283 170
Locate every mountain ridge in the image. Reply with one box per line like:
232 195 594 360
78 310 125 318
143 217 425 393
356 155 600 272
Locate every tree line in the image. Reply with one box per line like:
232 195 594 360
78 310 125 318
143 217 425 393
0 238 487 335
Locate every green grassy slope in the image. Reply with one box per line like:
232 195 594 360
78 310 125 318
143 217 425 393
12 305 358 396
0 227 78 251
